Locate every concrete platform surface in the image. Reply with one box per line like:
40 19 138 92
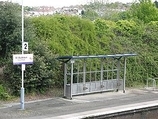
0 88 158 119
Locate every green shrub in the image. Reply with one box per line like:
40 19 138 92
0 84 10 100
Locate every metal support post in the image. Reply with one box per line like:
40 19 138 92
70 60 74 99
20 0 25 110
64 63 67 97
100 59 103 89
83 60 86 90
116 59 120 91
123 58 127 93
20 87 24 109
77 62 80 93
21 64 25 109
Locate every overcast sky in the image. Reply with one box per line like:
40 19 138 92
0 0 154 8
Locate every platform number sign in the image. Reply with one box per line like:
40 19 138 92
22 42 28 51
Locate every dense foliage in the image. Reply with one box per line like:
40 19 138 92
0 1 158 97
129 0 158 23
0 2 21 67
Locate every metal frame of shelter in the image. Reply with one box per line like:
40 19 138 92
57 54 136 99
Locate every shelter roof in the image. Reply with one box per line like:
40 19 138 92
57 53 137 62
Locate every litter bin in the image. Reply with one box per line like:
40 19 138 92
66 84 71 98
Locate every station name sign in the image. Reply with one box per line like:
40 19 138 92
13 54 33 65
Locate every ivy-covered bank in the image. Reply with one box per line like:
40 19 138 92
30 15 158 87
0 1 158 98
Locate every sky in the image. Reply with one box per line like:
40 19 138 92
0 0 154 8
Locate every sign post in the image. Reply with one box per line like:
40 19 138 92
13 53 33 110
21 0 25 110
21 64 24 110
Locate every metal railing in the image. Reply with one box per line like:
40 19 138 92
146 78 158 90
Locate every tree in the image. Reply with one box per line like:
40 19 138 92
129 0 158 23
0 2 22 60
81 9 99 20
154 0 158 8
3 41 58 95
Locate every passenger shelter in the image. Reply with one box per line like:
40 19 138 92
57 53 136 99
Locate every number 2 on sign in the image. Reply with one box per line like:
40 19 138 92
24 44 27 49
22 42 28 51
